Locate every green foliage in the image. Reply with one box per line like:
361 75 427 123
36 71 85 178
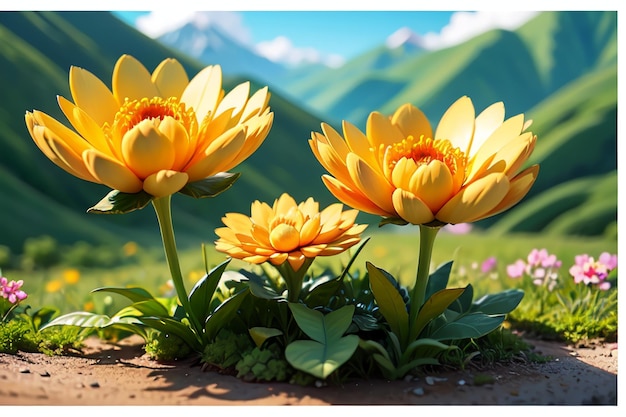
236 343 292 382
202 329 255 369
22 235 61 270
144 331 193 361
285 304 359 379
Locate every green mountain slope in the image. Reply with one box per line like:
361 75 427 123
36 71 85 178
0 11 330 252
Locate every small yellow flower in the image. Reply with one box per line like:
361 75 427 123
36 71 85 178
309 97 539 225
45 279 63 293
215 193 367 271
62 268 80 285
123 241 138 256
83 301 95 312
25 54 274 198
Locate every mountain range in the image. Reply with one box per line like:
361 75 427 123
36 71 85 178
0 11 617 255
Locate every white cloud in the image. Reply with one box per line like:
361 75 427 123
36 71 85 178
255 36 345 68
422 11 540 50
136 11 251 45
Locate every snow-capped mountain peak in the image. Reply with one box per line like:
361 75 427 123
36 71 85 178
385 27 426 50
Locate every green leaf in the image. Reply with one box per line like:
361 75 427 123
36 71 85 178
40 311 141 331
205 288 249 341
424 261 453 300
179 172 241 199
139 316 202 351
87 190 152 214
286 335 359 379
91 286 158 303
119 300 171 318
289 304 354 343
411 287 466 341
449 284 474 314
188 259 230 324
469 289 525 315
303 275 342 307
249 327 283 348
337 236 370 282
240 270 283 300
429 313 505 341
366 262 409 346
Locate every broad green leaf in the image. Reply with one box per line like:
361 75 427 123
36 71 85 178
289 304 355 343
179 172 240 199
249 327 283 348
123 300 171 317
139 316 201 351
240 270 283 300
87 190 152 214
403 337 453 362
469 289 525 315
285 335 359 379
303 275 342 307
188 258 231 324
410 287 466 341
429 313 505 341
366 262 409 346
424 261 453 300
205 288 249 341
92 286 158 303
40 311 141 331
448 284 474 314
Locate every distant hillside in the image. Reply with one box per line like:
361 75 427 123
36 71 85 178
0 11 331 252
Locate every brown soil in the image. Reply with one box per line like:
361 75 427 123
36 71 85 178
0 335 618 406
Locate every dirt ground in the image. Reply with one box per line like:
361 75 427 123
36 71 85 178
0 334 619 407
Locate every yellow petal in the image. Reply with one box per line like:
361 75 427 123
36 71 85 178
390 157 418 190
214 81 250 121
184 126 246 181
342 120 380 172
321 123 350 158
157 117 191 171
143 170 189 198
466 115 528 183
309 133 354 188
434 96 475 154
321 175 389 216
287 253 307 271
408 160 454 212
347 153 396 214
300 215 321 246
181 65 222 124
391 103 432 142
57 96 113 156
221 112 273 170
69 66 119 126
437 173 509 224
392 189 435 225
483 165 539 218
83 149 142 193
273 193 298 216
366 111 405 148
250 200 274 227
121 120 176 178
240 86 270 122
470 101 505 156
45 134 98 182
151 58 189 99
112 54 159 102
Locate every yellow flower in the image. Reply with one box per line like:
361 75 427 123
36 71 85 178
215 193 367 271
62 268 80 285
25 54 274 198
45 279 63 293
309 97 539 225
122 241 138 257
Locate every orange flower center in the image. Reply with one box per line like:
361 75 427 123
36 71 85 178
269 223 300 252
387 135 467 176
108 97 197 137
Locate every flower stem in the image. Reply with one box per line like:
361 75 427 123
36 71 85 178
151 196 204 339
409 225 441 327
277 258 314 302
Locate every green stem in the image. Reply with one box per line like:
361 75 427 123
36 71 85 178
409 225 441 327
276 258 315 302
151 196 204 338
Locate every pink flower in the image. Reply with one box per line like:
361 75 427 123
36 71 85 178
569 252 616 290
507 259 526 279
481 257 497 274
0 276 28 304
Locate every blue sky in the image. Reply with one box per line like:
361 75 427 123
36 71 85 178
112 9 539 67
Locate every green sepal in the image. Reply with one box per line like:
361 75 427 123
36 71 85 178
87 190 152 214
379 217 409 227
179 172 241 199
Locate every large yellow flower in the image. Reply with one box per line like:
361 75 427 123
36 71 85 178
309 96 539 225
25 54 273 198
215 193 367 271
